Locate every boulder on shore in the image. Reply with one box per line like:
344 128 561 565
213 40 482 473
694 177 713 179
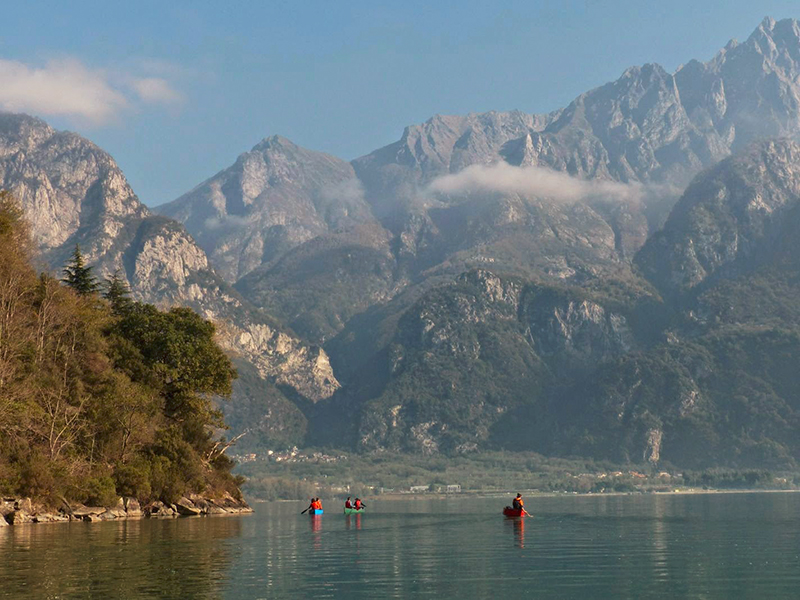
1 493 250 524
175 497 202 516
124 497 143 518
7 511 32 524
71 506 106 518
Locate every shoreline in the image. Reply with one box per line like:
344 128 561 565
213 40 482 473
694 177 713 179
371 487 800 501
247 487 800 504
1 493 253 527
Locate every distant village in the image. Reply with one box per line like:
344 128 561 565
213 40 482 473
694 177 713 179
229 448 704 495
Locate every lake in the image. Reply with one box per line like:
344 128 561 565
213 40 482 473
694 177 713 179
3 492 800 598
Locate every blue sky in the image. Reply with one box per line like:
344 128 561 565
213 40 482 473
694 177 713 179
2 1 799 206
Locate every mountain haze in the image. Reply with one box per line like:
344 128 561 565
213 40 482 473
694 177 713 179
10 17 800 469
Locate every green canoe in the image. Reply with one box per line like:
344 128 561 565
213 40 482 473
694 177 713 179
343 507 365 515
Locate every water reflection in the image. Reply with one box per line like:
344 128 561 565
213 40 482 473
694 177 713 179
513 516 525 548
345 514 363 530
1 516 242 599
309 513 322 551
6 494 800 599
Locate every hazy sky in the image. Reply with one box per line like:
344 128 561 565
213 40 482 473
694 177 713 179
2 1 798 206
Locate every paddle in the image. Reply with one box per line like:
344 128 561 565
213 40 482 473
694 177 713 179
522 509 532 518
301 507 310 514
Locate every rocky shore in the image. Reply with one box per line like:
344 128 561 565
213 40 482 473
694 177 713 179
0 493 252 526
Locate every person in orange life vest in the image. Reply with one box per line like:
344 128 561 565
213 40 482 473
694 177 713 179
313 498 323 511
305 497 316 512
345 497 353 509
354 498 366 510
512 494 523 510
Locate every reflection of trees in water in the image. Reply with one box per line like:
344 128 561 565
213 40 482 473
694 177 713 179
0 517 242 599
7 496 800 597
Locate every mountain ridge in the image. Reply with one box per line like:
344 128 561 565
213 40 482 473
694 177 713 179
10 17 800 468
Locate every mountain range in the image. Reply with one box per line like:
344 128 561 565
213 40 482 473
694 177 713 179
6 16 800 468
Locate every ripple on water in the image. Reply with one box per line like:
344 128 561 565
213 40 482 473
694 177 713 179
4 493 800 598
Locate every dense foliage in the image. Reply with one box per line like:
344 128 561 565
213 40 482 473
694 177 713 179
0 193 240 506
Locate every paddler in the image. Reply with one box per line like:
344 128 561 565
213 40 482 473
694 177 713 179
345 496 353 509
354 497 365 510
313 497 323 511
512 493 523 511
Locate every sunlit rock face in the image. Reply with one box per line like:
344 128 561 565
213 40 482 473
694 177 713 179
0 112 339 404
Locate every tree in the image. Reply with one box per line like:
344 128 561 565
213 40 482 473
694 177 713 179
112 304 236 423
62 244 99 295
103 269 133 315
0 205 243 505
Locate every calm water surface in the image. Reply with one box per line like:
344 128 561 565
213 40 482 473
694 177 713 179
3 493 800 598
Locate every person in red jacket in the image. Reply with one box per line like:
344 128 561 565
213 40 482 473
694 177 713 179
345 496 352 509
354 498 366 510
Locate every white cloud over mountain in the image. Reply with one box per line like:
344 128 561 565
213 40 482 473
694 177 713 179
0 57 182 124
429 162 645 204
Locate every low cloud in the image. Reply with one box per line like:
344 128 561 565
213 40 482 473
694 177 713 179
318 178 366 206
429 162 645 204
0 58 127 124
204 215 250 230
129 77 184 105
0 56 183 124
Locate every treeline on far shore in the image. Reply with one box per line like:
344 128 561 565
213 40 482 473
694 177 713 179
0 192 242 508
235 449 793 501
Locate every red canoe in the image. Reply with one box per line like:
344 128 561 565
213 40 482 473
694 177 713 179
503 507 524 517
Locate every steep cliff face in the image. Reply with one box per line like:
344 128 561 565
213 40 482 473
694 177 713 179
348 269 638 453
635 139 800 298
553 328 800 469
0 113 339 404
0 113 147 265
676 17 800 149
543 138 800 468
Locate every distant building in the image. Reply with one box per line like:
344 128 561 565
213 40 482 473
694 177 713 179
445 484 461 493
410 485 429 493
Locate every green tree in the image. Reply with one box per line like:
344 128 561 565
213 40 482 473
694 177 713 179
0 202 243 505
62 244 99 295
113 304 236 417
103 269 133 315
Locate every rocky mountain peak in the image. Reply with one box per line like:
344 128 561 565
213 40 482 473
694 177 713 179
0 112 148 255
158 134 376 282
741 17 800 67
0 113 55 154
253 133 295 150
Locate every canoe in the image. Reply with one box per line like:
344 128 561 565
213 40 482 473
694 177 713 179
344 507 365 515
309 509 324 515
503 507 524 517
